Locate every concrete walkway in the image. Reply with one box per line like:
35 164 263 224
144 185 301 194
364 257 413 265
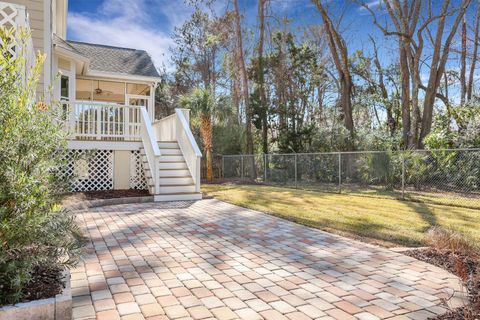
71 199 464 320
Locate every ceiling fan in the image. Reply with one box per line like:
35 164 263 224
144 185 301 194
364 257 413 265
94 81 114 95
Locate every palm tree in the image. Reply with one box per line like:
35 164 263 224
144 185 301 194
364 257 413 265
180 88 230 181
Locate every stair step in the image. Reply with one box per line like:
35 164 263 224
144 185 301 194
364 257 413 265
159 169 191 177
154 192 202 202
159 177 193 185
159 184 196 194
159 155 184 162
142 154 185 163
159 162 188 170
159 148 182 155
158 141 179 149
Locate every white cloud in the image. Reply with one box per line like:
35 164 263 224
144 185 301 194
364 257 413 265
68 0 178 70
67 0 230 70
364 0 382 7
357 0 383 12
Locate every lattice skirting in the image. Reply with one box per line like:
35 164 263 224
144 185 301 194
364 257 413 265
62 149 147 192
130 150 147 190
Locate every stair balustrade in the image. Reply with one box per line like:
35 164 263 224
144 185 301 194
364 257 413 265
153 109 202 193
140 107 161 194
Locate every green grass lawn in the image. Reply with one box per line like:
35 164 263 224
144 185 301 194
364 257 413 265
202 184 480 247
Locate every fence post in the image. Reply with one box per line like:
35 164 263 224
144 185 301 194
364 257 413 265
294 153 298 188
264 153 267 183
338 152 342 193
241 155 244 180
401 153 405 199
222 156 225 179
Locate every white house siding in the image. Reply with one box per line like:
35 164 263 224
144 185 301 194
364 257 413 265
7 0 51 97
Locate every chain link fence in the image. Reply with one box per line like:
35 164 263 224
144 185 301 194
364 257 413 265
220 149 480 209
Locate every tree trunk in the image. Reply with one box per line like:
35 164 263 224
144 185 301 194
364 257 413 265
409 43 421 148
232 74 241 125
467 1 480 101
419 0 471 145
200 115 213 181
234 0 255 177
399 37 411 148
258 0 268 155
460 17 467 106
371 37 396 136
312 0 355 149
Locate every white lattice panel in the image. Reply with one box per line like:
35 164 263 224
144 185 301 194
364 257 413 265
130 150 147 190
63 150 114 192
0 2 18 59
0 3 18 29
0 2 34 76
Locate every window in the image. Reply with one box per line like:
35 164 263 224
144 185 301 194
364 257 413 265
60 75 69 101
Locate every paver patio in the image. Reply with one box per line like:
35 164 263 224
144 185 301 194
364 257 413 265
71 199 465 320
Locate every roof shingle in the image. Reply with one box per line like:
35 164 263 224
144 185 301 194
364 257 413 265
67 40 160 79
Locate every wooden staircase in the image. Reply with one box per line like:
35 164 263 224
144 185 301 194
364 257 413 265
140 141 202 202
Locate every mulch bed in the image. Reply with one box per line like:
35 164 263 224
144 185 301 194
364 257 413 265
0 266 64 307
404 248 479 320
61 189 151 210
66 189 150 200
23 266 64 302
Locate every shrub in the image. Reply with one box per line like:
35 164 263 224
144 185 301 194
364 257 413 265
426 226 479 258
0 28 84 305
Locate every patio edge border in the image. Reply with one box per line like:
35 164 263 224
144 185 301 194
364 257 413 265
63 196 154 211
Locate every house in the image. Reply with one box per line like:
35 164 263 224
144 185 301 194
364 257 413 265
0 0 202 201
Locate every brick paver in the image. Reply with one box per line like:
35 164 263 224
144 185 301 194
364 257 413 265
71 199 465 319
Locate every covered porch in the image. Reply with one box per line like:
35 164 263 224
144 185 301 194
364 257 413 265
53 37 160 144
61 79 153 143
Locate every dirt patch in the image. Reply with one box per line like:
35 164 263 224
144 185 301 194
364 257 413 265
404 248 479 320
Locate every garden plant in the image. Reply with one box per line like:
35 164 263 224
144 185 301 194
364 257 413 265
0 28 84 305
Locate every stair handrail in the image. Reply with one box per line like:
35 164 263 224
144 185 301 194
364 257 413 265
140 107 161 194
175 109 202 192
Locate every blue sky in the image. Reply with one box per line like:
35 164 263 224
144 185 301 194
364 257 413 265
67 0 386 68
67 0 475 75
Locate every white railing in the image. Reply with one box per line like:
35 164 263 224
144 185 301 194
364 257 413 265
63 101 142 141
176 109 202 192
153 109 202 192
140 107 161 194
153 113 176 141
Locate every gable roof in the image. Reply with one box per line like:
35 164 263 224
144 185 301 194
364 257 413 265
66 40 160 79
53 35 85 58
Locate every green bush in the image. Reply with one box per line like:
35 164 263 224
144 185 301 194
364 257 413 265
0 28 84 305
